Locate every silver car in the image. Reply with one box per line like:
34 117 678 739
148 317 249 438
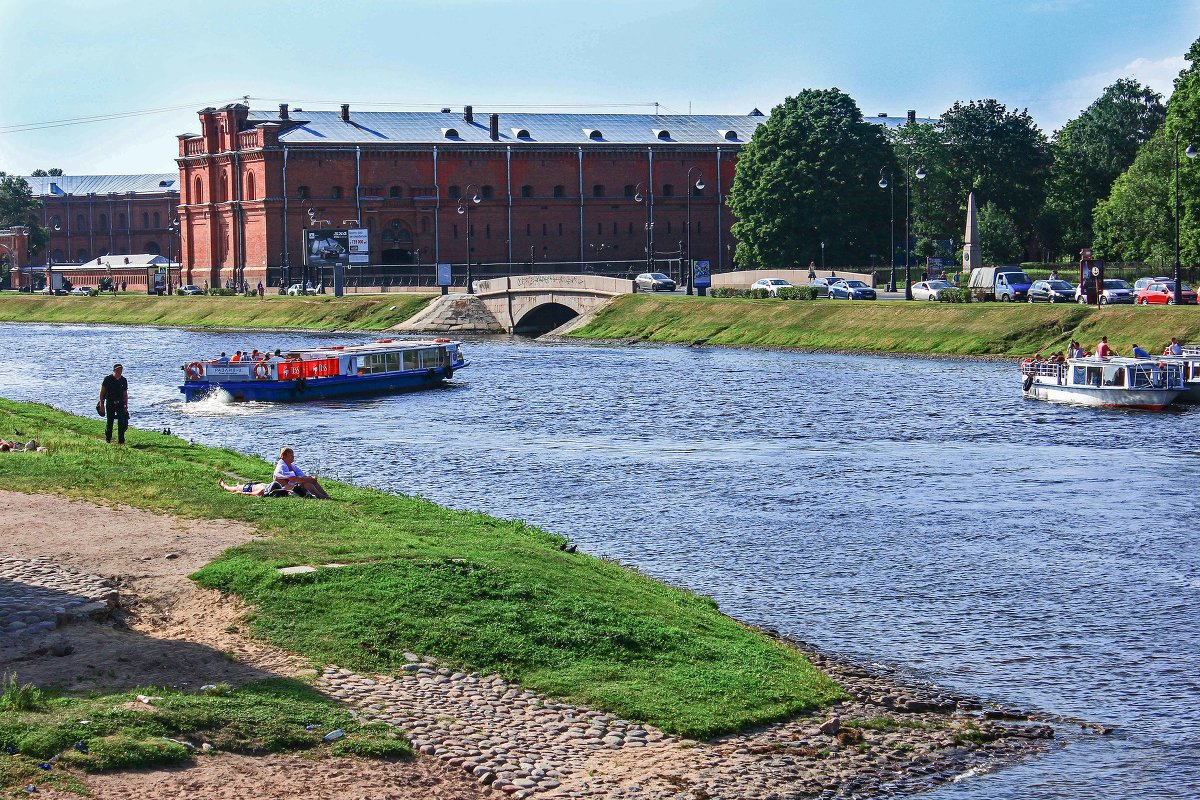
634 272 676 292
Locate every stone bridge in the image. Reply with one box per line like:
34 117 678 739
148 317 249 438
394 274 634 336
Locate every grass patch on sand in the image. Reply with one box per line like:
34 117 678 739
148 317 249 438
0 293 433 332
570 294 1200 357
0 677 408 794
0 399 844 740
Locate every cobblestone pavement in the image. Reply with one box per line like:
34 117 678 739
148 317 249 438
0 556 118 639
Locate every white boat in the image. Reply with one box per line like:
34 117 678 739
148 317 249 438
1161 347 1200 404
1020 357 1185 410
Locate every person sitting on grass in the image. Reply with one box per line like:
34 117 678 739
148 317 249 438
273 446 331 499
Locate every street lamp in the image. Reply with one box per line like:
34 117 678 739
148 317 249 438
413 247 423 287
1173 130 1198 305
820 240 825 272
878 168 895 291
45 223 61 292
904 164 926 300
634 182 654 275
685 168 704 295
589 242 609 273
167 218 179 296
456 184 482 293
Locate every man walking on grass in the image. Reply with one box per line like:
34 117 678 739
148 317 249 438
97 364 129 445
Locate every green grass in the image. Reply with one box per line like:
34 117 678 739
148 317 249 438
570 294 1200 357
0 293 434 332
0 678 409 793
0 399 843 740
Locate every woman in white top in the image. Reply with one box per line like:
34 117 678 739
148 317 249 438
273 446 331 499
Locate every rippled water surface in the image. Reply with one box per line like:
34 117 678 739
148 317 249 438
1 322 1197 799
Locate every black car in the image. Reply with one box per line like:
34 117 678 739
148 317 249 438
1028 279 1075 303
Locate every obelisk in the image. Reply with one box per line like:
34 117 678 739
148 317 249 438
962 192 981 274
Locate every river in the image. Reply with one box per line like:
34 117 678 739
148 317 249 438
0 322 1196 800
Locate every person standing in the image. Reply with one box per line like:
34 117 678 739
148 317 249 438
97 364 129 445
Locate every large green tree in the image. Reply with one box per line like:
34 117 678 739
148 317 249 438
938 100 1050 255
0 172 48 281
889 122 956 263
1043 79 1165 258
727 88 894 268
978 202 1022 265
28 168 63 177
1169 37 1200 264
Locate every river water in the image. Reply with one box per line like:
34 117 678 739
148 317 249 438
1 322 1196 800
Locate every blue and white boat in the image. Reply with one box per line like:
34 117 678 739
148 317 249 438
180 339 467 402
1020 356 1184 410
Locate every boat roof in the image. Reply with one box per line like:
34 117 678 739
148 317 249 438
287 339 458 357
1066 356 1174 366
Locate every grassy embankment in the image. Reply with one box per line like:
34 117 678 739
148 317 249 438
0 293 434 331
569 294 1200 356
0 677 408 793
0 398 843 741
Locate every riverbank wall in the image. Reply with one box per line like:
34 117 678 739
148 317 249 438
566 295 1200 357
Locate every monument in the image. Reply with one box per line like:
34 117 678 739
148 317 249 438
962 192 981 274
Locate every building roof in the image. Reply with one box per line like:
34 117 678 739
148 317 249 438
247 109 768 146
20 175 179 197
865 113 939 129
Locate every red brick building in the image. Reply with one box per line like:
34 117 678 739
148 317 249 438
176 103 768 289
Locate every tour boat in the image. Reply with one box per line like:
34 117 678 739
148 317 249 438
180 339 467 402
1020 357 1185 410
1160 346 1200 404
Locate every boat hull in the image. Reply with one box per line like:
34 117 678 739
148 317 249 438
181 365 459 403
1024 381 1180 410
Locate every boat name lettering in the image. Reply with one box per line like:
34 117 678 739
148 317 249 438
205 366 251 377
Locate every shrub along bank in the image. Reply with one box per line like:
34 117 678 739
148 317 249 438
0 399 843 740
0 293 433 331
569 294 1200 356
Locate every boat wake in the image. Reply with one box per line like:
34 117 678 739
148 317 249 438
173 388 272 416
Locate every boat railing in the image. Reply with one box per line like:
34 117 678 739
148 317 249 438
1128 362 1185 390
1019 361 1065 378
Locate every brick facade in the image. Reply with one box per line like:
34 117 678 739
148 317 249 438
177 104 752 288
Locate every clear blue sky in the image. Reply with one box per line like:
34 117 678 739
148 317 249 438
1 0 1196 176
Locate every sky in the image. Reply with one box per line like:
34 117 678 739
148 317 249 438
1 0 1197 176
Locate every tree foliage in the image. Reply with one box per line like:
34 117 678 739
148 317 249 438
28 168 63 177
0 172 48 277
978 202 1022 265
727 88 895 268
1044 79 1165 257
890 122 955 262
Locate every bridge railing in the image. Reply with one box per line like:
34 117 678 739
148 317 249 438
270 259 673 291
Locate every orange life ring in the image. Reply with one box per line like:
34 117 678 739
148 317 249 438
186 362 203 379
435 337 451 343
253 362 271 380
375 339 393 344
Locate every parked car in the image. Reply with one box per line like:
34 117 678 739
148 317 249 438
68 286 91 296
911 279 954 301
287 282 319 296
1028 279 1075 303
806 277 840 297
1134 276 1172 292
968 267 1032 302
179 284 204 296
39 286 67 296
750 278 793 296
1135 281 1199 305
828 279 877 300
634 272 676 292
1075 278 1135 305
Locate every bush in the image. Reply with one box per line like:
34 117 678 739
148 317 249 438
710 287 747 298
1 674 45 712
746 288 771 299
207 288 237 296
777 286 818 300
937 287 970 303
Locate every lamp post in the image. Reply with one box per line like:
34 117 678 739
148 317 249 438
413 247 423 287
456 184 482 293
167 218 179 296
685 168 704 295
45 223 61 293
634 182 653 275
904 163 926 300
1173 130 1198 305
878 168 895 291
589 242 608 273
820 240 825 272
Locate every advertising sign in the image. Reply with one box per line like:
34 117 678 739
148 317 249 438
277 358 340 380
692 260 711 288
436 263 453 286
347 229 369 265
304 229 351 267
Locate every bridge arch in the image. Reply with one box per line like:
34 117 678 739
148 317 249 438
513 302 578 337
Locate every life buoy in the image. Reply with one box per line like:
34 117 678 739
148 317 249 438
1023 374 1035 392
253 362 270 380
186 362 203 380
435 338 451 343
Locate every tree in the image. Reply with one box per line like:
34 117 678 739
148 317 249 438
727 88 895 268
890 122 955 263
938 100 1051 255
28 168 63 177
1093 127 1174 265
978 202 1022 265
1168 36 1200 265
0 171 48 264
1043 79 1165 258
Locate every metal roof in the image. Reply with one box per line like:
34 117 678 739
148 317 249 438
20 174 178 197
247 110 768 146
865 115 938 129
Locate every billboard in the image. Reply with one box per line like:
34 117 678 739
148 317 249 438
304 229 370 267
693 260 711 288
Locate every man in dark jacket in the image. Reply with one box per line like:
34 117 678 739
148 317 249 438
98 364 129 444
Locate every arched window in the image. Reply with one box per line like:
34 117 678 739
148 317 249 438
297 186 309 199
142 212 150 229
553 185 564 198
481 185 494 199
246 172 256 201
331 186 343 199
118 213 126 229
448 185 461 200
98 213 107 230
146 242 160 255
76 214 86 229
520 185 533 198
592 184 605 198
220 170 228 202
76 248 88 262
656 129 671 140
662 184 674 197
153 212 160 228
389 185 403 198
193 177 203 203
624 185 635 197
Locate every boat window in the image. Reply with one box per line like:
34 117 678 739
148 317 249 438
386 352 400 372
403 350 419 371
1086 367 1102 387
1072 366 1086 385
419 348 441 368
1103 367 1125 387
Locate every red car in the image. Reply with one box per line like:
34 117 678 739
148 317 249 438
1135 281 1198 305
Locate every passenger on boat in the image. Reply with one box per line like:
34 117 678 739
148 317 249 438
1096 337 1113 359
1069 340 1084 359
1132 344 1150 358
231 351 243 362
1170 338 1183 355
274 447 331 499
216 352 230 363
250 349 262 361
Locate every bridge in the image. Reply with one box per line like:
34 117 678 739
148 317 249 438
395 274 634 336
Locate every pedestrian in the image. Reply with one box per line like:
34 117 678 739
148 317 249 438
1132 343 1150 358
807 261 817 281
1049 268 1059 281
257 280 264 298
97 364 129 445
120 281 127 292
204 279 209 291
